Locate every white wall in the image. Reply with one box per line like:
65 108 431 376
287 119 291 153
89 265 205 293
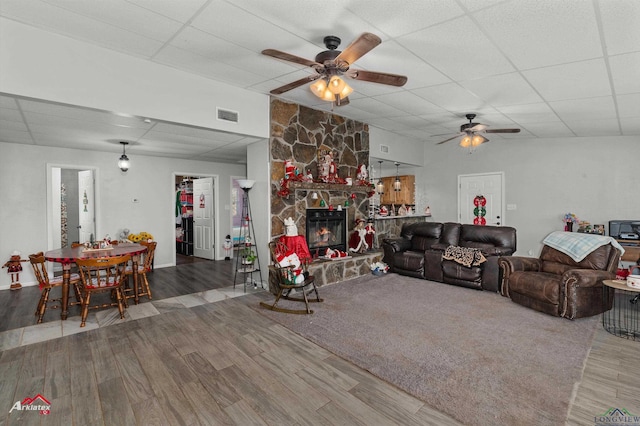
0 142 246 289
0 18 269 138
369 127 424 166
418 135 640 257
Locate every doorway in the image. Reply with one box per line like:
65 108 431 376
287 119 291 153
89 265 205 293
47 165 97 250
458 172 505 226
174 174 217 264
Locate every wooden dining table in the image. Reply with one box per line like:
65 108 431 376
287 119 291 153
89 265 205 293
44 243 147 320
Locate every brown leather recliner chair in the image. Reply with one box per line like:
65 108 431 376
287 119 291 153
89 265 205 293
499 243 620 319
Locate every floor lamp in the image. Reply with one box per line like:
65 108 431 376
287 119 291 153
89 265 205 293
233 180 263 291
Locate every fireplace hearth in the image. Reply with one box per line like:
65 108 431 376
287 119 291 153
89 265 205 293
306 208 347 256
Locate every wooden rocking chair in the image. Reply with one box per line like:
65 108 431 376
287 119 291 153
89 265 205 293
259 241 323 314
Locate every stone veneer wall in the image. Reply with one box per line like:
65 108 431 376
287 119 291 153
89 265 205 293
268 98 381 291
269 98 372 239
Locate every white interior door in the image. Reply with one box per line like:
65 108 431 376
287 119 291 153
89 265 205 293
193 177 215 259
78 169 95 242
458 172 504 226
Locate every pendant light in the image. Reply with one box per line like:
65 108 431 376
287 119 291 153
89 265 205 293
376 160 384 195
118 141 130 172
393 162 401 192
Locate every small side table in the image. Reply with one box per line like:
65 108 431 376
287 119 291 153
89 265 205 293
602 280 640 341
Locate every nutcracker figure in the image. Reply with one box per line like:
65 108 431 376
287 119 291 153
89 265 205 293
3 251 27 290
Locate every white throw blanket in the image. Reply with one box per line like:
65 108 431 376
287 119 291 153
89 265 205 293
542 231 625 262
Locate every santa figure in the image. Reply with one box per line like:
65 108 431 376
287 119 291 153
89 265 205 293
356 164 368 184
365 221 376 249
349 218 369 253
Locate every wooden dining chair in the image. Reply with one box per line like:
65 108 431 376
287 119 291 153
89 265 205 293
75 255 130 327
260 241 322 314
29 252 82 324
124 241 156 302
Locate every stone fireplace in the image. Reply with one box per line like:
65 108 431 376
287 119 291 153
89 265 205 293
268 99 382 289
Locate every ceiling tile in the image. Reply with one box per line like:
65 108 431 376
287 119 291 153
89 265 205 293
1 0 164 57
224 0 373 45
564 118 621 136
127 0 208 23
461 73 544 106
373 91 443 116
42 0 184 41
620 117 640 134
354 40 451 90
344 0 465 38
519 121 574 138
495 103 561 124
549 96 617 121
599 0 640 55
191 1 317 54
412 83 485 112
399 16 514 81
523 59 612 102
474 0 602 69
616 93 640 119
153 45 267 87
609 52 640 95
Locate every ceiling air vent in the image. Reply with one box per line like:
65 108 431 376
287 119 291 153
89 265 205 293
217 108 239 123
380 144 389 153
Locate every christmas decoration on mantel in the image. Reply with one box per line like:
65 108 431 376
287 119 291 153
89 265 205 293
276 159 373 198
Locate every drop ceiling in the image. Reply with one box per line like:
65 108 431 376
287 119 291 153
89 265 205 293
0 0 638 163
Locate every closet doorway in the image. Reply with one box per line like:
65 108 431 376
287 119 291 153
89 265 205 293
174 174 216 264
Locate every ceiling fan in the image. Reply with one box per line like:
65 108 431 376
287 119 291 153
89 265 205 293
436 114 521 147
262 33 408 106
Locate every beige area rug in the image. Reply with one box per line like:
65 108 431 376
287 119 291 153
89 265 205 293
252 273 599 425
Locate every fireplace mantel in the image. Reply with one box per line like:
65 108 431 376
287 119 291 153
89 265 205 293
287 181 372 193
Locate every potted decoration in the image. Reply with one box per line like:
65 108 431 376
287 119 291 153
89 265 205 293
241 247 257 265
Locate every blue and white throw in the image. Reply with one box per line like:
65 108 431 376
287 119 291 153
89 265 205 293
542 231 625 262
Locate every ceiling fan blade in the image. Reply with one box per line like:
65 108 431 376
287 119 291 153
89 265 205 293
485 129 521 133
349 70 408 87
261 49 322 68
269 75 321 95
335 32 381 65
436 135 462 145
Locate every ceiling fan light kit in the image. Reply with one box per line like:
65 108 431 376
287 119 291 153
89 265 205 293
262 32 407 106
437 113 520 150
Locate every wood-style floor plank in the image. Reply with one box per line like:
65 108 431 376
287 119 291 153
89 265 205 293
1 259 638 425
98 377 137 426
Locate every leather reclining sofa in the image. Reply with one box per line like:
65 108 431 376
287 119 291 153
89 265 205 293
382 222 517 292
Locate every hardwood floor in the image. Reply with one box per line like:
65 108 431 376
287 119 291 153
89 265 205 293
0 261 638 425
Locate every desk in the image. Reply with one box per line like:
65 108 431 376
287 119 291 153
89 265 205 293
44 244 147 319
602 279 640 341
